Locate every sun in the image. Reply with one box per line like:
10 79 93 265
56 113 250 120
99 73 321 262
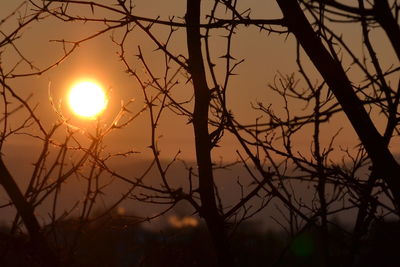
68 80 108 119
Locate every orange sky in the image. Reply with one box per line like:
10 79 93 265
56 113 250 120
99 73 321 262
2 0 397 170
1 0 398 228
1 0 372 161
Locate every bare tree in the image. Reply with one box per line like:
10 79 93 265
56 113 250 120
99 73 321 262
0 2 145 265
1 0 399 266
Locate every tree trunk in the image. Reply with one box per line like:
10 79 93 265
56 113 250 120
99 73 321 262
374 0 400 61
185 0 235 266
0 158 58 266
276 0 400 210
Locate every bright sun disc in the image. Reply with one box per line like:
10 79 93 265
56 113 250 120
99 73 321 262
68 81 108 119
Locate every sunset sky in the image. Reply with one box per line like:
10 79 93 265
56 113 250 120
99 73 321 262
1 1 368 158
1 0 398 229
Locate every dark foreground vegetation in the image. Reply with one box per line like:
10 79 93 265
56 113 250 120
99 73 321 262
1 1 400 266
1 213 399 267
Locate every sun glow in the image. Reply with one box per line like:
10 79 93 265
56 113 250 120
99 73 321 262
68 81 108 119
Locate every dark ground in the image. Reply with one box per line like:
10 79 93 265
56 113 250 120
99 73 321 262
1 214 399 267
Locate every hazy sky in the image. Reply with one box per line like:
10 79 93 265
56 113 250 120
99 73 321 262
1 0 303 162
1 0 398 228
0 0 392 181
1 1 341 158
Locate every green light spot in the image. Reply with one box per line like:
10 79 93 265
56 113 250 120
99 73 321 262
291 234 314 257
